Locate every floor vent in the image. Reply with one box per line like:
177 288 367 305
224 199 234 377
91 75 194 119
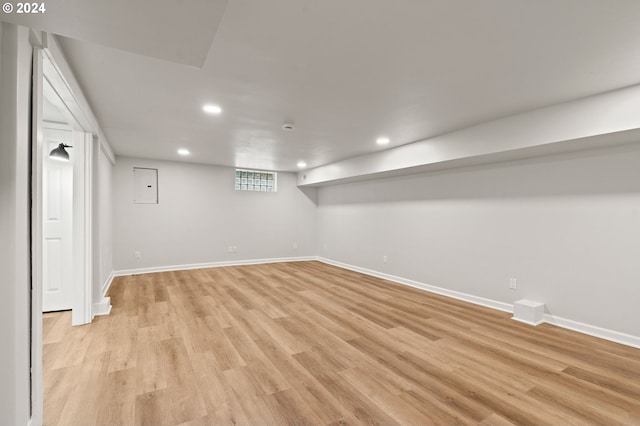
512 299 545 326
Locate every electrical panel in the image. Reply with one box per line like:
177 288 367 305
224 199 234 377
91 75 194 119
133 167 158 204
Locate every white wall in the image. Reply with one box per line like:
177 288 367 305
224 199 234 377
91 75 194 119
0 22 33 426
113 157 317 271
96 147 113 298
317 144 640 338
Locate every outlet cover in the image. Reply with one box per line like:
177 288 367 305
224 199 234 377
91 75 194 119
509 278 517 290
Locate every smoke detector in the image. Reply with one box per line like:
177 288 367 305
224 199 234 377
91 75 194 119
282 122 295 131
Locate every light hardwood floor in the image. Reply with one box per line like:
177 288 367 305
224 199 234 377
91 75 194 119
44 261 640 425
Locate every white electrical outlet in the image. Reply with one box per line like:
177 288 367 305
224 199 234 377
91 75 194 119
293 242 298 249
509 278 517 290
135 251 141 259
383 255 388 264
233 246 238 253
227 246 234 253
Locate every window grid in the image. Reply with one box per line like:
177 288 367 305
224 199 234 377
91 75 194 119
235 169 277 192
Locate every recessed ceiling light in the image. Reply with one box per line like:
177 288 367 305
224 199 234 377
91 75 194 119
178 148 190 156
203 104 222 114
376 137 390 145
297 161 307 168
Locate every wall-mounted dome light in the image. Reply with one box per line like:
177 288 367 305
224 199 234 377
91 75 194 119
49 143 73 161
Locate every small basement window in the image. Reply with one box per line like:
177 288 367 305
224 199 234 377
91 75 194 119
235 169 277 192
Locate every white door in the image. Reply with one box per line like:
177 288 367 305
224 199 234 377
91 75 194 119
42 127 74 312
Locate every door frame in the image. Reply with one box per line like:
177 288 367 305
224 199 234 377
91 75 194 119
31 42 44 426
35 41 94 324
31 34 96 426
70 129 93 325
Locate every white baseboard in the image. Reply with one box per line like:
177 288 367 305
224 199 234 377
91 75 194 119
113 256 317 277
88 273 115 320
543 313 640 349
101 271 115 297
92 296 112 319
318 257 640 349
317 257 513 313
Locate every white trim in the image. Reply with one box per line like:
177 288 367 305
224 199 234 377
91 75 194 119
318 257 640 349
101 271 115 297
92 297 112 319
543 313 640 349
41 48 91 132
92 272 115 320
41 120 72 131
113 256 317 277
30 46 44 426
71 131 93 326
317 257 513 313
83 133 94 321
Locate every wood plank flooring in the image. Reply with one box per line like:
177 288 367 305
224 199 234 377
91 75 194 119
43 261 640 425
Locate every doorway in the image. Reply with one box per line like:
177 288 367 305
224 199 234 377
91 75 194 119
35 45 94 326
41 89 74 313
31 39 97 425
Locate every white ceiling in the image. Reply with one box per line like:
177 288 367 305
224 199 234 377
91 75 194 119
20 0 640 171
2 0 229 66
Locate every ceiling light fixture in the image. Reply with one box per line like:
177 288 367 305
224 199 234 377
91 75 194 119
178 148 190 156
297 161 307 168
49 143 73 161
376 137 390 146
203 104 222 114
